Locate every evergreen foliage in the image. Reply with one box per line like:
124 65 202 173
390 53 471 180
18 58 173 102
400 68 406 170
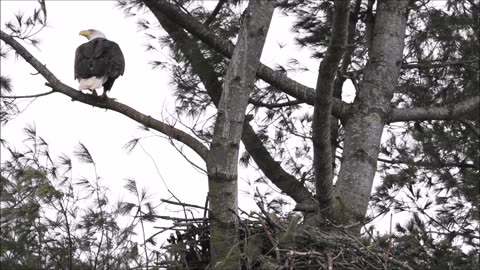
0 127 161 270
1 0 478 269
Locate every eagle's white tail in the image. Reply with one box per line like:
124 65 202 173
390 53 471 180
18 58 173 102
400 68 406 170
78 76 107 90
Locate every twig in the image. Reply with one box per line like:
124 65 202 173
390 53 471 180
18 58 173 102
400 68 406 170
388 258 415 270
0 90 55 99
326 252 333 270
258 217 280 260
249 98 303 109
147 215 205 221
203 195 209 220
384 213 394 264
341 230 384 265
284 250 324 257
168 138 207 174
255 191 279 230
137 141 184 205
161 199 207 210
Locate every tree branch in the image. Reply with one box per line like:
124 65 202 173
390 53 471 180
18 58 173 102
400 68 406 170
388 96 480 122
347 58 479 76
242 119 316 205
332 0 410 226
377 156 478 170
401 58 479 69
248 98 303 109
153 8 315 206
160 198 206 210
312 0 350 218
0 90 55 99
0 30 209 162
141 0 350 119
204 0 227 26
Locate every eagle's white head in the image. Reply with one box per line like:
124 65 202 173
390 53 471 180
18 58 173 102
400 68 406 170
79 29 106 40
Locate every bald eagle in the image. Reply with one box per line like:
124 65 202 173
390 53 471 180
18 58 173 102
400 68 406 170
74 29 125 98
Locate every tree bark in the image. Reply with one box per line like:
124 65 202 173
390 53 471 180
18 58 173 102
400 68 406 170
150 3 315 211
204 1 275 268
329 0 363 196
332 0 409 228
141 0 350 118
389 96 480 122
312 0 350 221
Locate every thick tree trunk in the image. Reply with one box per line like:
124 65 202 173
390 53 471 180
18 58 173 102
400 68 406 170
332 0 409 227
205 1 275 268
151 10 316 209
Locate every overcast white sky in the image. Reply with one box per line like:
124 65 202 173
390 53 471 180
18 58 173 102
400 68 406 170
1 1 372 244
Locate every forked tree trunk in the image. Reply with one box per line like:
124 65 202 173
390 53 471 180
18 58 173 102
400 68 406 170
205 1 275 268
332 0 409 227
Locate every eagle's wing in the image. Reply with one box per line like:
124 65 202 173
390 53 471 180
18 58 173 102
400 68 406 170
74 38 124 91
74 39 111 80
102 40 125 91
104 42 125 78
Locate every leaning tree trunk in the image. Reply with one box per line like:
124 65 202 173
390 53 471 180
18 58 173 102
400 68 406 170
205 1 275 269
332 0 409 227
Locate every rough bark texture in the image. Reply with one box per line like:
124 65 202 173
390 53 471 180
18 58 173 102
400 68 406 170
149 4 315 209
329 0 363 182
204 2 275 268
312 0 350 220
4 3 478 266
389 96 480 122
332 0 409 227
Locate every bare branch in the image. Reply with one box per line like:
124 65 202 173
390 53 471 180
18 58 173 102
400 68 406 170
142 0 350 119
389 96 480 123
0 30 209 161
0 90 55 99
161 198 207 210
168 138 207 175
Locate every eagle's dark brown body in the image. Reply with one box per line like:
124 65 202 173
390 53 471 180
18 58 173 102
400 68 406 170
74 34 125 94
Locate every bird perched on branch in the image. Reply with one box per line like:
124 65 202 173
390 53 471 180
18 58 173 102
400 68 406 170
74 29 125 98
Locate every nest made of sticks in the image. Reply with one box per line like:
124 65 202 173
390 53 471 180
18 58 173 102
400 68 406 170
153 200 412 270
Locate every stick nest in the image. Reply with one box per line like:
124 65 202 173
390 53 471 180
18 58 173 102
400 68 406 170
155 211 412 270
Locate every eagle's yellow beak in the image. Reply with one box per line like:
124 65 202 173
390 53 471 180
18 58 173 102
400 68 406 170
79 30 91 37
